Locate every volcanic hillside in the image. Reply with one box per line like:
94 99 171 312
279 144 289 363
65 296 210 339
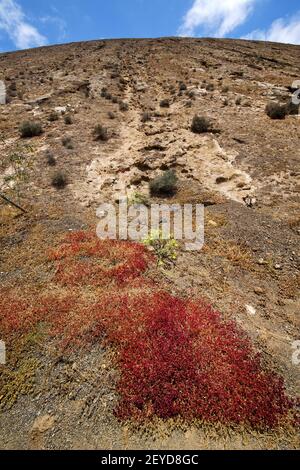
0 38 299 450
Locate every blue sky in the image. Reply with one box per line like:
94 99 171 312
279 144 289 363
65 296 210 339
0 0 300 52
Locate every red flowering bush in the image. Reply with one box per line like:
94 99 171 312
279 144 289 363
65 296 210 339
0 231 296 428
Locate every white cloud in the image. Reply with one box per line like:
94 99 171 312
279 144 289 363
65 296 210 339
40 15 67 42
244 12 300 45
178 0 257 37
0 0 47 49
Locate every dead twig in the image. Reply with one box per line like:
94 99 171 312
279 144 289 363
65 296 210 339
0 193 27 213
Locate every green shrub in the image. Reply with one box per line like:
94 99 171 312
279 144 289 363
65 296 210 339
64 115 73 125
19 121 43 138
45 150 56 166
48 111 59 122
119 101 129 111
93 124 109 141
51 171 67 189
265 102 287 120
149 170 178 196
191 115 211 133
62 136 74 149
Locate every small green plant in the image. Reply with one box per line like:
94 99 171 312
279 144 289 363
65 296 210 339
149 170 178 197
265 102 287 120
19 121 43 138
191 115 211 134
143 230 179 266
51 171 67 189
93 124 109 141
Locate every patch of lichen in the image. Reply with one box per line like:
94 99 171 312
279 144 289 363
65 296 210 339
0 330 43 411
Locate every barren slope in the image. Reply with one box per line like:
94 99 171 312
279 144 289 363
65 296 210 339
0 38 299 450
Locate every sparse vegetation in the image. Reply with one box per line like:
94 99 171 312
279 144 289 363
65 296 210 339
160 99 170 108
119 101 129 111
93 124 109 141
205 83 215 92
101 87 108 98
19 121 43 138
141 111 151 122
48 111 59 122
128 191 150 207
188 90 196 99
51 171 67 189
265 101 287 120
64 115 73 125
150 170 178 196
62 136 74 149
1 37 299 448
45 150 56 166
191 115 211 133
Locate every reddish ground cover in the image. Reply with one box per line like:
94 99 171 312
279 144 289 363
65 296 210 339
0 231 295 428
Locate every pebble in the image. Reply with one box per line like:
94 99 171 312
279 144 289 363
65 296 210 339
208 220 218 227
254 287 265 295
245 304 256 316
